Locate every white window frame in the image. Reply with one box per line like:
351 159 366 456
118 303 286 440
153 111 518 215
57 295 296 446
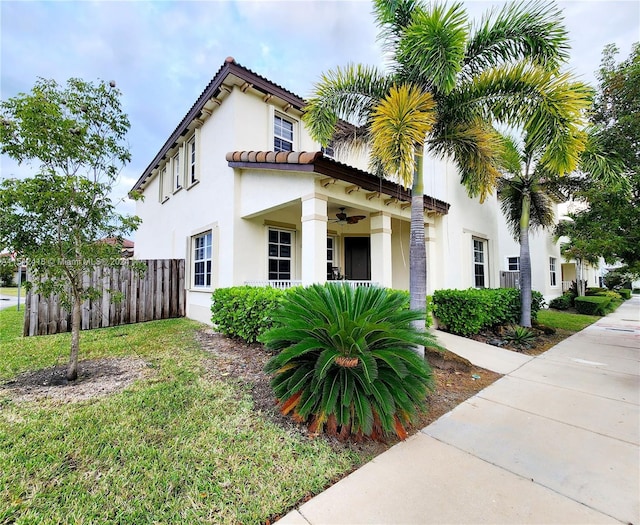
274 113 294 152
192 231 212 289
172 151 182 192
159 166 170 203
268 227 295 281
507 256 520 271
187 133 198 186
550 257 558 287
473 237 488 288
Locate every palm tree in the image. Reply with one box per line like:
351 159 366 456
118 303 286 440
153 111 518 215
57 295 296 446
499 129 624 326
304 0 588 353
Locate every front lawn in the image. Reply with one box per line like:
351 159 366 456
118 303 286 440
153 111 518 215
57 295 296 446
537 309 600 332
0 307 363 523
0 286 20 297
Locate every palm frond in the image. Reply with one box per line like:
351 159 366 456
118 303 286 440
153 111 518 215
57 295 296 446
464 0 569 77
373 0 426 54
499 134 524 175
429 119 504 201
370 84 436 188
578 126 629 191
303 64 393 147
396 2 468 94
498 174 555 239
468 63 592 174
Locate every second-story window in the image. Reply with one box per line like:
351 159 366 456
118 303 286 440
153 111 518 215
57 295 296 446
188 136 197 184
274 115 294 152
173 152 181 191
321 140 335 159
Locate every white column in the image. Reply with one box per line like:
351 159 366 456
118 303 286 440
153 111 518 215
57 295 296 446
301 194 328 285
370 211 393 288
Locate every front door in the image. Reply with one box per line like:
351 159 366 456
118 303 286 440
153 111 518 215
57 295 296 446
344 237 371 280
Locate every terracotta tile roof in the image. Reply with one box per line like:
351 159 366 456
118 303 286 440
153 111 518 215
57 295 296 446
226 151 450 215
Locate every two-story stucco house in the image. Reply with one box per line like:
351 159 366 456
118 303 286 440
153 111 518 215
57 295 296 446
131 57 564 324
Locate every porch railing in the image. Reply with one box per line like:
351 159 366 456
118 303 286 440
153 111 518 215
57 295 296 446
562 280 572 293
245 280 303 289
245 280 379 289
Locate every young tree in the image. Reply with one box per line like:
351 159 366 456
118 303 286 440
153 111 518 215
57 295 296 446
304 0 586 349
0 78 140 381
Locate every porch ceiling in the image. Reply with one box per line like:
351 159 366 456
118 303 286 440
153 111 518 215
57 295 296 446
226 150 450 215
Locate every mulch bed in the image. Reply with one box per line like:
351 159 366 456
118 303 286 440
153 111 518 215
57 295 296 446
195 328 502 456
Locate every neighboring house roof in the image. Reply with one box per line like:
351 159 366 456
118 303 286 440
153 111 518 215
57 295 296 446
101 237 135 257
226 151 450 215
132 57 306 192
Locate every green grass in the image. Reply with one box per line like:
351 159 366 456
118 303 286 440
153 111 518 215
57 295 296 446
0 306 363 523
537 309 600 332
0 286 21 297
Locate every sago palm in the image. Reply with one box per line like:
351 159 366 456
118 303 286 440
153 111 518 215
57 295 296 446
304 0 588 350
262 283 439 440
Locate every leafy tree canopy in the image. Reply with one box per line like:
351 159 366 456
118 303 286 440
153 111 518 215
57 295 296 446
0 77 140 380
556 44 640 274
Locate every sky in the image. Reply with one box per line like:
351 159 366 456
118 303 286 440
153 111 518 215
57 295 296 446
1 0 639 221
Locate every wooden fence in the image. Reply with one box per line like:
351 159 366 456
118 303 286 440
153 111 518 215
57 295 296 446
23 259 185 336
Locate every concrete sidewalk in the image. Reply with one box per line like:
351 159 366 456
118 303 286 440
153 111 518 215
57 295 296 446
280 297 640 524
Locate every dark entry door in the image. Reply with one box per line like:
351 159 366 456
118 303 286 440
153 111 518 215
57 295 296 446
344 237 371 280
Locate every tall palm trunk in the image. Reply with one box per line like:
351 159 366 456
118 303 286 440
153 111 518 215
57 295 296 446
409 151 426 357
519 189 532 327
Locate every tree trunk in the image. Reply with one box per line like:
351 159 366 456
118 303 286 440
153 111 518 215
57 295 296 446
67 293 81 381
410 152 426 357
519 191 532 327
576 258 585 296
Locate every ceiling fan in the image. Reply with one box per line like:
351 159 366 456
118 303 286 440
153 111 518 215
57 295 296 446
332 207 366 225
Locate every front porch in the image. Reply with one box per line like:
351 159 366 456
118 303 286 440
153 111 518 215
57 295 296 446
228 150 450 291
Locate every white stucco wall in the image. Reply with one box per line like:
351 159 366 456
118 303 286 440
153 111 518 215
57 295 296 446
136 74 560 324
425 155 501 293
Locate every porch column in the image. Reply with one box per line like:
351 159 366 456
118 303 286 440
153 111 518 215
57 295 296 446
301 193 328 285
370 211 393 288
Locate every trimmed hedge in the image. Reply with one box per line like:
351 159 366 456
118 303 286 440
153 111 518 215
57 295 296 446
211 285 427 344
432 288 544 336
574 295 611 315
586 287 607 296
211 286 290 343
619 289 631 300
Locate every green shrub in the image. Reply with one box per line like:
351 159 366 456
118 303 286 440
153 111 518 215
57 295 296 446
262 283 439 440
586 287 607 296
603 270 632 290
549 293 573 310
595 290 623 301
432 288 544 336
574 295 611 315
633 288 640 295
619 289 631 300
211 286 289 343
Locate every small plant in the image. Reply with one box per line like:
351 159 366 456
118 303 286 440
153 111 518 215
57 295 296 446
504 325 536 349
262 283 439 440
